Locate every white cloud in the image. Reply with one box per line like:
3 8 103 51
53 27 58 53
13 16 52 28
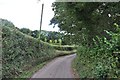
0 0 59 31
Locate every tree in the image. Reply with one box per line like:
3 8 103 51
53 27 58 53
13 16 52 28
50 2 120 45
31 30 39 38
19 28 31 35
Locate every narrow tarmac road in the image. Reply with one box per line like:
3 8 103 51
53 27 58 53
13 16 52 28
31 54 76 78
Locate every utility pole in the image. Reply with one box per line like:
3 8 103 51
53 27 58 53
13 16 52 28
39 3 44 41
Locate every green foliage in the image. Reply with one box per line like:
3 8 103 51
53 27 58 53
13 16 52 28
30 30 39 38
51 2 120 44
55 50 77 57
19 28 31 36
18 62 46 78
0 19 15 28
54 39 57 43
52 45 77 51
1 19 75 78
74 24 120 78
19 28 65 44
44 38 47 42
58 39 62 45
1 19 57 78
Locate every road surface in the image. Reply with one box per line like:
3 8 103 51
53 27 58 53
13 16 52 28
31 54 76 78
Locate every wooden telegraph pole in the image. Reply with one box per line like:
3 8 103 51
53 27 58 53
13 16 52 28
39 3 44 41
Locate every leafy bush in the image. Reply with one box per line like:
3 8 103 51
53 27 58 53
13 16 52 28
74 24 120 78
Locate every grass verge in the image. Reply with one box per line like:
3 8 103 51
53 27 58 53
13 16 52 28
55 50 77 56
72 57 79 78
18 62 47 78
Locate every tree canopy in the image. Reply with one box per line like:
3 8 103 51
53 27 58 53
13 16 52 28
50 2 120 45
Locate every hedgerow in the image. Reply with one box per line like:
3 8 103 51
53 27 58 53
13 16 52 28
52 45 77 51
74 23 120 78
1 19 56 78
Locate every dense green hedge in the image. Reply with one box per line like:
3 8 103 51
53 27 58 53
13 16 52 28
1 19 57 78
73 25 120 78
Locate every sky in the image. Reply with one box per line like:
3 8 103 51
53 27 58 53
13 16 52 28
0 0 59 31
